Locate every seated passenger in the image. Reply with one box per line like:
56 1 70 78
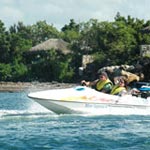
81 71 113 93
110 78 127 96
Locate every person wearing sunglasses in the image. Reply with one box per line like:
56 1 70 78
110 77 127 96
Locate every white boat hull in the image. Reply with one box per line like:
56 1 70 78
28 86 150 115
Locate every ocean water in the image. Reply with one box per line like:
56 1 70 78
0 92 150 150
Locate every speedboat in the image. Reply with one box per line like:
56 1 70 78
133 82 150 98
28 86 150 115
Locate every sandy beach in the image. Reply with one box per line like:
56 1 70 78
0 81 78 92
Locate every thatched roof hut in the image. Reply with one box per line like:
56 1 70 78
30 38 71 54
141 26 150 33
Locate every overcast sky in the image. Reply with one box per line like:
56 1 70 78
0 0 149 30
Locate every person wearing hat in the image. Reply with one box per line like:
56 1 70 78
110 77 127 96
81 71 113 93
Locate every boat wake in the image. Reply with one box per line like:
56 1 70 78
1 106 150 119
0 101 53 119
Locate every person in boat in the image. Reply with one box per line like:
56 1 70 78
110 77 127 96
81 71 113 93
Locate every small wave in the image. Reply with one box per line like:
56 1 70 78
0 109 54 118
0 99 54 119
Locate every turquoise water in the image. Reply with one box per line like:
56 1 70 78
0 92 150 150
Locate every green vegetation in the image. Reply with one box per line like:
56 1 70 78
0 13 150 82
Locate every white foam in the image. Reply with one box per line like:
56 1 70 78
0 100 53 119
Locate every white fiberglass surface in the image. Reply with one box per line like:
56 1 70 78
28 86 96 100
28 86 150 106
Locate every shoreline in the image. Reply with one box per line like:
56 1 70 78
0 82 78 92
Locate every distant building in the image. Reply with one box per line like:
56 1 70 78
79 55 94 76
140 26 150 57
140 45 150 57
82 55 94 68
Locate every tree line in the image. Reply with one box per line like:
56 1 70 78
0 12 150 82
